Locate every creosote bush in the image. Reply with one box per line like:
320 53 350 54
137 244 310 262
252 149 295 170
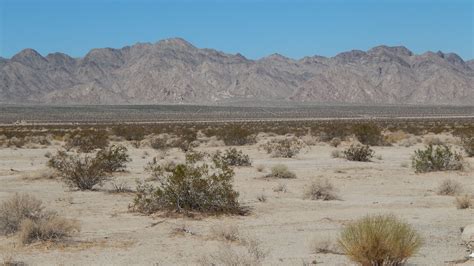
343 144 374 162
95 145 131 173
48 145 130 190
266 164 296 179
65 130 109 153
304 179 338 201
213 148 251 167
461 136 474 157
338 214 422 266
112 125 146 141
437 179 462 196
411 144 463 173
212 125 257 146
130 156 242 215
260 138 306 158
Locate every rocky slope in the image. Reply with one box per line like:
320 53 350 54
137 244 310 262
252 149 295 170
1 38 473 104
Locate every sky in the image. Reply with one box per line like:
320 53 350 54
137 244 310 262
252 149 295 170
0 0 473 60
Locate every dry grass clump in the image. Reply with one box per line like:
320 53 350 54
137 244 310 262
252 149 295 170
0 194 78 245
199 235 266 266
65 129 109 153
304 179 339 201
329 137 342 147
455 194 473 209
343 144 374 162
411 144 464 173
213 148 251 167
338 214 422 266
0 194 44 235
211 224 240 242
331 149 343 158
311 236 342 254
18 216 79 244
437 179 462 196
266 164 296 179
461 136 474 157
130 156 243 215
260 137 306 158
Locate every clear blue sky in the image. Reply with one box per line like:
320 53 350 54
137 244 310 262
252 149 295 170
0 0 473 60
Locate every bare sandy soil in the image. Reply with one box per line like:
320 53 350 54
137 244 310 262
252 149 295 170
0 135 473 265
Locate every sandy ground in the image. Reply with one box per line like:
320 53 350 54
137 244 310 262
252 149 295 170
0 136 473 265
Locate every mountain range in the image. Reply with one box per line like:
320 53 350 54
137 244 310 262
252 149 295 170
1 38 473 105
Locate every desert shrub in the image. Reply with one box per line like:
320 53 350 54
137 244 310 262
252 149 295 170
199 236 266 266
343 144 374 162
331 149 343 158
185 150 208 163
437 179 462 196
176 128 199 152
352 123 384 146
260 138 306 158
48 151 110 190
461 136 474 157
0 194 44 235
65 130 109 152
214 125 257 146
130 156 242 215
266 164 296 179
213 148 251 167
304 179 338 201
455 194 472 209
112 125 145 141
330 137 342 147
311 236 342 254
411 144 463 173
338 214 422 266
95 145 131 172
212 224 240 242
18 216 79 244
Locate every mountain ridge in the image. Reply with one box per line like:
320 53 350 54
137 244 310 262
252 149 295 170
1 38 473 105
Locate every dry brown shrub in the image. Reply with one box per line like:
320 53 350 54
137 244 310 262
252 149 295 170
18 216 79 244
304 179 339 201
437 179 462 196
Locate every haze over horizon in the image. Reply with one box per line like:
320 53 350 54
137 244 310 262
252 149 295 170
1 0 473 60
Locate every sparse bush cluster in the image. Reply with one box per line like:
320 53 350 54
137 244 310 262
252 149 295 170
112 125 146 141
65 130 109 152
338 214 422 266
0 194 78 244
213 148 251 167
411 144 463 173
210 125 257 146
130 156 242 215
437 179 462 196
260 137 306 158
48 145 130 190
343 144 374 162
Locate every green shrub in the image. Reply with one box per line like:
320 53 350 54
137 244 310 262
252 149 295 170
130 156 242 215
411 144 463 173
260 138 306 158
461 136 474 157
338 214 422 266
352 123 384 146
95 145 131 172
65 130 109 152
343 144 374 162
48 151 110 190
213 148 251 167
267 164 296 179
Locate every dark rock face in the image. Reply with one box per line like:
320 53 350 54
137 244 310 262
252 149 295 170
1 38 473 104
